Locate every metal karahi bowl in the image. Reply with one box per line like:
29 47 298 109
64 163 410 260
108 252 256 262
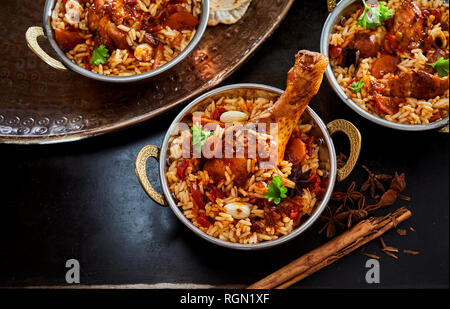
134 84 362 250
320 0 449 131
25 0 210 83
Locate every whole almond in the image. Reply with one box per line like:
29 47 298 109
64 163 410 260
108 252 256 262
220 111 249 123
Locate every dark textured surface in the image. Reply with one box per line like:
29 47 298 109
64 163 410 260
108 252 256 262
0 0 448 288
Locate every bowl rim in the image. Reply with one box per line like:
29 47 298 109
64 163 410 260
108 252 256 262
42 0 210 83
158 83 338 250
320 0 449 131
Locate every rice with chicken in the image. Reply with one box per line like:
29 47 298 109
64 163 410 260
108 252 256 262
329 0 449 125
51 0 202 76
165 95 327 244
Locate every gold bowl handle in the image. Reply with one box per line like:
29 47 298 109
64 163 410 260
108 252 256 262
327 0 337 12
135 145 167 207
25 26 67 71
327 119 362 182
438 124 449 133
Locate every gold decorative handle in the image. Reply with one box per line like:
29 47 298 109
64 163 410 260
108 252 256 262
327 119 362 182
327 0 337 12
438 124 449 133
135 145 167 206
25 26 67 71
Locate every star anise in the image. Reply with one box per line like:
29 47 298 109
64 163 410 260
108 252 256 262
331 181 363 207
366 172 406 213
288 163 312 197
361 165 392 199
318 205 347 238
341 195 369 228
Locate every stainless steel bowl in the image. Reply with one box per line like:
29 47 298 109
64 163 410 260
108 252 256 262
135 84 362 250
320 0 449 131
25 0 209 83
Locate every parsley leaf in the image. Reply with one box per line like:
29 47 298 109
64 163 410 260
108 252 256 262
348 78 365 93
357 0 393 29
264 176 288 205
191 124 214 153
429 57 449 77
90 45 110 66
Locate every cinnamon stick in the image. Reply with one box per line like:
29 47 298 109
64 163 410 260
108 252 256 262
248 207 412 289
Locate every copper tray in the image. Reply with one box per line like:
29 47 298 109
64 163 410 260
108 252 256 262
0 0 294 144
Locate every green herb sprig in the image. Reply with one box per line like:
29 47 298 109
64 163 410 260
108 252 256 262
356 0 393 29
348 78 365 93
429 57 449 77
90 45 110 66
191 124 214 153
264 176 288 205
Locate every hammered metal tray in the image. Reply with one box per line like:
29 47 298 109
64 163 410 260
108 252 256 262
0 0 294 144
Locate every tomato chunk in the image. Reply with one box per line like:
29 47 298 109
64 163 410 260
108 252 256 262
177 160 189 179
305 136 315 157
212 108 227 121
329 45 343 59
374 93 400 115
430 9 442 23
371 54 400 79
285 137 306 166
196 213 212 228
208 185 224 203
151 43 165 69
286 199 302 221
308 174 322 195
190 181 205 209
423 9 441 23
54 28 83 51
165 12 199 30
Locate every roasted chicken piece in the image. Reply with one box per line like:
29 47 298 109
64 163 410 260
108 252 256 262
382 70 449 99
252 51 329 163
87 0 199 50
384 0 432 53
203 50 329 185
88 0 130 50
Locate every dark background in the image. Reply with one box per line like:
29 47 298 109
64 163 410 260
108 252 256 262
0 0 448 288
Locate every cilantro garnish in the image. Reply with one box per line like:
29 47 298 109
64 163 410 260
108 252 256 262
264 176 288 205
191 124 214 153
429 57 449 77
356 0 393 29
90 45 110 66
348 78 365 93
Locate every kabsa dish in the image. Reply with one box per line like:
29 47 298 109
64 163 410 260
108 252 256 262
329 0 449 125
51 0 202 76
165 51 329 244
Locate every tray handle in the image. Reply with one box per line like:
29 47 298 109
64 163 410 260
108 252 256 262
135 145 167 207
26 26 67 71
327 119 362 181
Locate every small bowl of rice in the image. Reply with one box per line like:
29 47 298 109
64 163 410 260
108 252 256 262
321 0 449 131
134 84 362 249
26 0 209 83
